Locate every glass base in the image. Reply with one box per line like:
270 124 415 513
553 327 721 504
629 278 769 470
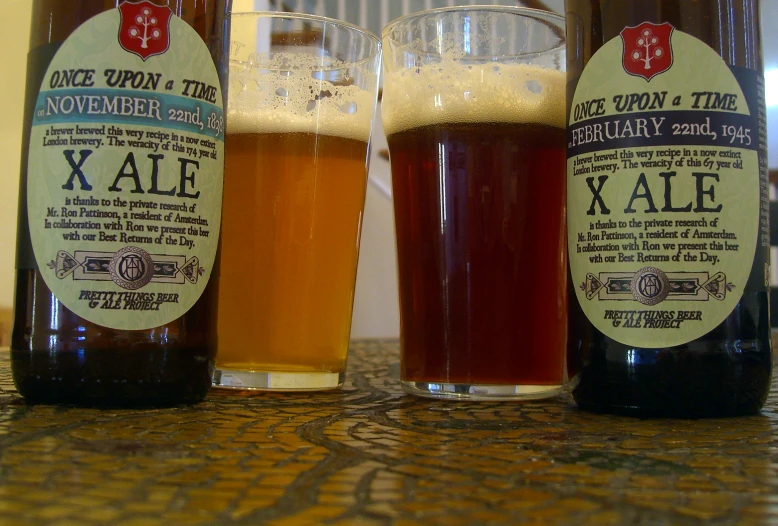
402 380 563 401
212 368 345 391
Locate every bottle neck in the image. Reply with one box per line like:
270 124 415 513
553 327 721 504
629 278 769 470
29 1 228 49
567 0 761 75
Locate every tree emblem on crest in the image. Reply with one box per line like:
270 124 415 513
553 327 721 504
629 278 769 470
128 6 162 50
631 28 664 70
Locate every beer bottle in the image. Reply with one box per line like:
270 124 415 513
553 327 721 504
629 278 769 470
565 0 771 417
12 0 228 405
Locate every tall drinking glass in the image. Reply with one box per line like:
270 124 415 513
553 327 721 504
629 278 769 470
382 7 567 400
213 13 381 390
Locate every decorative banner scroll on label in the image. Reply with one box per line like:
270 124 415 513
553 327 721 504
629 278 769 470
49 248 202 288
582 268 730 303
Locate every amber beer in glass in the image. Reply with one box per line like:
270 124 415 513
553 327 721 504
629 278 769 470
382 7 567 399
212 13 381 390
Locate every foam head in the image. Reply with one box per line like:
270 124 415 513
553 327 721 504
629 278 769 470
226 53 377 142
382 62 565 136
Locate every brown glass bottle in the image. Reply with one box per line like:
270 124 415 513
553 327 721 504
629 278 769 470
12 0 228 406
566 0 771 417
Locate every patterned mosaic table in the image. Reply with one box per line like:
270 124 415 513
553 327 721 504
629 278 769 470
0 340 776 525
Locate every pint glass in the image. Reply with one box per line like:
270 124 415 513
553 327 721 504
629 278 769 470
213 13 381 390
382 7 567 399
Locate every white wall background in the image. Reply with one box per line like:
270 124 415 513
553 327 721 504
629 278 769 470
2 0 776 340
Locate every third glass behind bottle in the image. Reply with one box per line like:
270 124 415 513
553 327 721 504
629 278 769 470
566 0 771 417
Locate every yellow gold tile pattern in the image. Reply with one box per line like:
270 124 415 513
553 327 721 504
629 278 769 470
0 341 776 524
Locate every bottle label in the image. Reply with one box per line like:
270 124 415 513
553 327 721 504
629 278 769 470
27 1 224 331
567 23 767 348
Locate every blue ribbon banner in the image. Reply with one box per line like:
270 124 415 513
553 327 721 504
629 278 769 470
32 88 224 141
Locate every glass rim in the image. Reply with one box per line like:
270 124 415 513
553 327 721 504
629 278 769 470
227 11 381 51
382 5 564 45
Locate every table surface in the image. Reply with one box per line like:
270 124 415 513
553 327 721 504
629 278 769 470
0 341 777 526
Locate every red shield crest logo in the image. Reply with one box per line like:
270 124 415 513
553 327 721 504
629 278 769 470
621 22 674 81
118 1 173 61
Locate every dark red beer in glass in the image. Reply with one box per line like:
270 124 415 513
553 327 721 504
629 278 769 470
382 7 567 399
